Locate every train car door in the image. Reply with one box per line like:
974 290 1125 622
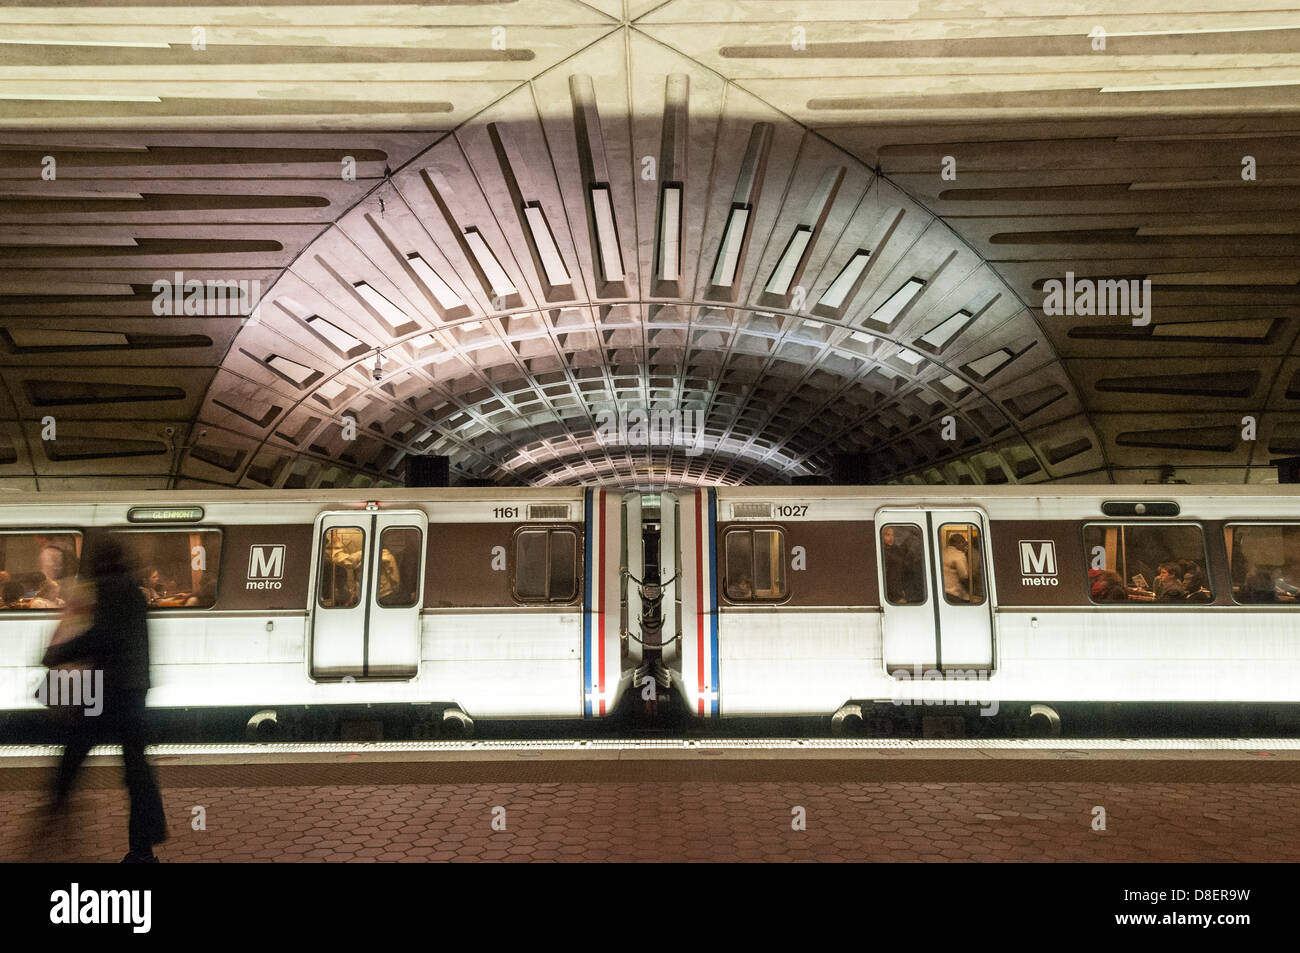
309 509 426 679
876 507 995 671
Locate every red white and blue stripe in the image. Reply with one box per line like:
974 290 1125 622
583 488 620 716
680 488 720 716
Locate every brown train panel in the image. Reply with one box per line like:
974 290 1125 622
424 521 585 609
989 519 1234 608
716 520 876 607
77 523 315 612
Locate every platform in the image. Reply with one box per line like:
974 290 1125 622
3 739 1298 863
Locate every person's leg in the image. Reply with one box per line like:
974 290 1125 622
115 692 167 855
51 711 95 807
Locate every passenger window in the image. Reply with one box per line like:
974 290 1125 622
724 528 787 602
879 523 926 606
377 526 421 608
939 523 985 606
514 528 578 603
112 529 223 609
319 527 365 609
1225 524 1300 604
1083 523 1212 605
0 532 82 610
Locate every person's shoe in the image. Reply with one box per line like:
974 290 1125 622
121 849 159 863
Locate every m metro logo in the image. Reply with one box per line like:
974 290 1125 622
247 544 285 590
1018 540 1059 587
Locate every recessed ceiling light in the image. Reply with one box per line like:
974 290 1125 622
305 315 364 353
869 278 925 327
406 253 463 311
0 93 161 102
819 250 870 309
590 186 624 283
710 205 751 288
523 202 570 287
463 228 516 299
354 282 412 328
917 309 973 352
3 39 171 48
658 185 682 282
765 226 813 296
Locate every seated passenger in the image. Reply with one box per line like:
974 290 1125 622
1154 562 1186 602
1182 567 1211 601
29 579 64 609
1090 570 1128 602
184 575 218 607
728 576 753 600
139 567 162 606
2 580 24 607
1241 570 1277 603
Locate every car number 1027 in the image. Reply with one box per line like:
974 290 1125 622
776 505 808 518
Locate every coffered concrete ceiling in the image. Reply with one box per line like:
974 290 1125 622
0 1 1297 490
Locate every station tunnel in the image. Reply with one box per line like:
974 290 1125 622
2 2 1297 492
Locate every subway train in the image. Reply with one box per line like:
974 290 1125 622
1 484 1299 741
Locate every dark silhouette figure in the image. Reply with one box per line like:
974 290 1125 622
42 538 167 863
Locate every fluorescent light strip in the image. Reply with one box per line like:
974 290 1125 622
590 186 624 283
819 251 870 309
523 203 570 287
918 309 972 351
870 278 925 327
659 185 682 282
305 315 364 353
266 355 315 387
463 228 516 298
354 282 412 327
0 94 161 102
1102 79 1300 93
765 226 813 295
711 205 750 288
406 253 463 311
966 350 1011 378
9 329 127 348
316 378 347 401
3 39 171 48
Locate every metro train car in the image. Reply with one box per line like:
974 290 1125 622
0 487 638 739
3 484 1300 740
652 485 1300 734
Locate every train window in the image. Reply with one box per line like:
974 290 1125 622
0 532 82 610
1224 524 1300 605
724 528 787 601
376 526 422 608
939 523 985 606
879 524 926 605
513 528 578 603
1082 523 1212 605
111 529 223 609
319 527 365 609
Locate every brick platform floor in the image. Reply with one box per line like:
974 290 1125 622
3 750 1298 862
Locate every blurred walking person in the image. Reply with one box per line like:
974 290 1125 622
41 537 167 862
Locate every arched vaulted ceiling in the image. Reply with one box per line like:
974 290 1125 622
0 1 1298 490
